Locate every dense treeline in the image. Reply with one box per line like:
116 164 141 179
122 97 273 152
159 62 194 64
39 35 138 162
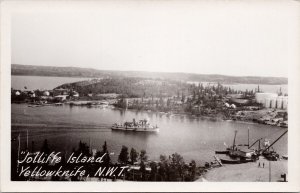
56 77 190 98
12 139 200 181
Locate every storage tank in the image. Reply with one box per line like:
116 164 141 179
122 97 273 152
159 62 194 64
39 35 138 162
276 97 283 109
255 93 278 104
282 97 288 110
268 95 278 109
271 98 276 108
265 98 271 108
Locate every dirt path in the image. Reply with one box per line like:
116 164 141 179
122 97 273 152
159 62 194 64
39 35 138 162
199 157 287 182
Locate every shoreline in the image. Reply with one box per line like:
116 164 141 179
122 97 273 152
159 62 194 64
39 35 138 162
112 106 287 129
11 101 288 129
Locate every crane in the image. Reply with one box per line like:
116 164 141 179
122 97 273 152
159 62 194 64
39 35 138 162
261 130 288 154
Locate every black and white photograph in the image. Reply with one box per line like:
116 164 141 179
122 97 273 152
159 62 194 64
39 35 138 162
1 0 300 192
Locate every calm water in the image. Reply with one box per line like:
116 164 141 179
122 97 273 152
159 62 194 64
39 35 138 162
223 83 288 95
11 104 287 164
11 75 91 90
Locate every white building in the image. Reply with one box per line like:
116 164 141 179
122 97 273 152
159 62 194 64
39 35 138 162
43 91 50 96
54 95 68 101
72 91 79 97
255 93 278 104
255 93 288 109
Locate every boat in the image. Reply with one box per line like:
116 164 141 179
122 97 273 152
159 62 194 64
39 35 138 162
28 104 43 107
282 155 288 160
98 101 109 108
111 119 159 132
217 130 259 162
259 130 287 161
220 158 243 164
220 158 254 164
215 150 229 154
262 150 279 161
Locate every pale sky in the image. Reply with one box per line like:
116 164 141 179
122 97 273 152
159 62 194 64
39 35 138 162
11 1 298 77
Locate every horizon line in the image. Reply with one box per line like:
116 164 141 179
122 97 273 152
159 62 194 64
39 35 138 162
11 63 288 79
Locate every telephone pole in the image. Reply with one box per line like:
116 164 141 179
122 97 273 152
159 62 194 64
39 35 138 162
269 161 271 182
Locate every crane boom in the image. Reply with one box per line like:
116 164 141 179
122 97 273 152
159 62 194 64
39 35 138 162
261 130 288 154
249 138 263 149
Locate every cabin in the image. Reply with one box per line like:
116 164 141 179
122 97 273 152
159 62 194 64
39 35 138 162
230 147 256 158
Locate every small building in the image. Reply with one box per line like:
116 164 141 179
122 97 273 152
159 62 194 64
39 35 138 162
72 91 79 97
230 104 236 109
225 103 230 108
43 91 50 96
230 147 256 158
54 95 68 101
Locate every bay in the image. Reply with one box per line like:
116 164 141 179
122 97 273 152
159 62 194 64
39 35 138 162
11 104 287 164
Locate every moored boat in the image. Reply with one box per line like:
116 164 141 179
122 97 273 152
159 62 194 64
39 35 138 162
282 155 288 160
215 150 229 154
220 158 254 164
220 158 243 164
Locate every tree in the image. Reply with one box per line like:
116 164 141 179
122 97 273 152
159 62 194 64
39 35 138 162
41 139 50 155
130 148 139 165
75 141 90 156
118 145 129 164
167 98 171 107
140 150 148 162
102 141 108 153
160 154 167 162
189 160 197 180
192 91 196 101
102 141 110 165
169 153 185 180
158 161 167 181
149 161 158 181
140 161 146 181
181 93 185 103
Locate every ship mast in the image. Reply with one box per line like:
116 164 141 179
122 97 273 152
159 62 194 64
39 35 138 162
247 129 249 148
232 130 237 150
17 133 21 173
26 129 28 150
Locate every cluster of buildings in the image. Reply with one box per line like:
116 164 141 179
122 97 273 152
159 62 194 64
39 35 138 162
11 88 80 102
